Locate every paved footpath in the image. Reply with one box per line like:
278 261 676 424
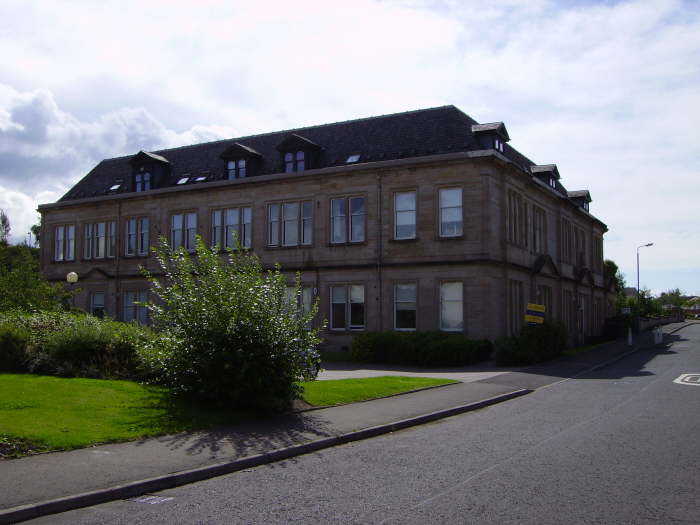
0 322 693 524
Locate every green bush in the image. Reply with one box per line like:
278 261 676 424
0 310 152 379
494 321 568 366
136 237 323 412
351 330 492 367
0 322 30 372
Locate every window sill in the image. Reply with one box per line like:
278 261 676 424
265 244 314 250
389 237 418 243
327 241 367 247
437 235 464 241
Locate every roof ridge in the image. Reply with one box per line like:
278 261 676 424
100 105 462 162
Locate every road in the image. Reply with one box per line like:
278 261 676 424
30 325 700 524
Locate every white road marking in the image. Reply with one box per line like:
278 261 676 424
673 374 700 386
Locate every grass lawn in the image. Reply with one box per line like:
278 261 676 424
0 374 244 457
0 374 457 457
301 376 458 407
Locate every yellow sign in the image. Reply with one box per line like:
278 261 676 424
525 303 546 324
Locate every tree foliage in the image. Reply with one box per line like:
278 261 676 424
0 210 10 245
0 242 69 311
137 236 324 411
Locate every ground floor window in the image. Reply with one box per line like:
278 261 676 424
124 291 148 324
330 285 365 330
440 281 463 331
285 285 314 320
91 292 105 318
508 279 524 335
394 282 417 331
536 285 553 320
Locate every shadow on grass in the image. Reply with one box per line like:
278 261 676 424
121 388 337 460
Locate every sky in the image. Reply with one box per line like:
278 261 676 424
0 0 698 296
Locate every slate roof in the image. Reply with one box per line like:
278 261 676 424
58 105 556 202
568 190 592 202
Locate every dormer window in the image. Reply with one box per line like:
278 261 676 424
227 159 247 179
346 154 361 164
177 177 189 185
494 138 505 153
135 171 151 192
549 178 556 189
285 151 305 173
277 134 320 174
220 143 260 180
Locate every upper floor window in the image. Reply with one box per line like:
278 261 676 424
212 207 252 249
267 200 312 247
592 236 603 272
561 218 574 264
54 224 75 262
395 191 416 240
285 151 305 173
171 212 197 251
439 188 462 237
532 206 546 255
574 226 586 266
135 171 151 192
84 221 116 259
126 217 150 256
330 284 365 331
507 189 527 247
494 138 505 153
330 196 365 244
227 159 247 179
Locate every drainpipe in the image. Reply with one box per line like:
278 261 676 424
376 174 383 331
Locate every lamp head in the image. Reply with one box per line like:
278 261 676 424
66 272 78 284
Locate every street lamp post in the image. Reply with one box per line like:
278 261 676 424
636 243 653 313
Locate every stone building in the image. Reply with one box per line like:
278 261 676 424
39 105 611 348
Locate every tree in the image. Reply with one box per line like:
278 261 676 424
137 236 324 411
604 259 625 293
657 288 685 307
0 242 70 311
0 210 10 245
30 222 41 247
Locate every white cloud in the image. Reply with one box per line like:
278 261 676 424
0 0 697 293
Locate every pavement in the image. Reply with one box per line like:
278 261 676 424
0 321 694 525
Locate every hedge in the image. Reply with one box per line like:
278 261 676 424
351 330 492 367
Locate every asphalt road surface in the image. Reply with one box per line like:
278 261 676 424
31 325 700 524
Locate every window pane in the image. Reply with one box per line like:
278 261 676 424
395 283 416 302
395 192 415 211
84 224 92 259
282 202 299 246
440 207 462 236
439 188 461 208
139 218 150 254
268 204 279 245
331 303 346 329
395 309 416 330
331 198 347 243
350 285 364 303
331 286 347 303
350 197 365 242
301 287 313 316
350 303 365 329
225 208 240 248
441 282 463 331
242 207 252 248
396 210 416 239
66 225 75 260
